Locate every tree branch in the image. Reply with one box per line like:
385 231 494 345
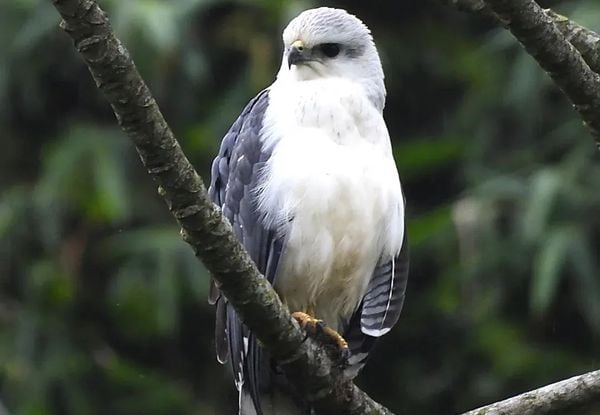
49 0 391 414
442 0 600 147
443 0 600 74
459 369 600 415
546 9 600 75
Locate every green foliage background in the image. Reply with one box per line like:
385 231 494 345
1 1 599 414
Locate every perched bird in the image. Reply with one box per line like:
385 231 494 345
208 7 408 415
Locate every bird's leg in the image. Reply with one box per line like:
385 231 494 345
291 311 350 367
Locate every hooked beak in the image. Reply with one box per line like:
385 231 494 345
287 40 311 68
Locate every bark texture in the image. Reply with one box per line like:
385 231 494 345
547 9 600 75
50 0 391 414
461 369 600 415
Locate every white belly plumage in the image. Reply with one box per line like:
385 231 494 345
257 78 403 331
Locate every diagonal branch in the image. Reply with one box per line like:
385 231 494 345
546 9 600 75
49 0 392 414
459 369 600 415
440 0 600 75
442 0 600 147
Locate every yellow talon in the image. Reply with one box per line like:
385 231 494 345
291 311 349 350
291 311 319 327
322 326 348 349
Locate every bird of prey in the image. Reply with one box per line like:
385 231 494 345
208 7 408 415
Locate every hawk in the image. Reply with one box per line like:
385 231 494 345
208 7 408 414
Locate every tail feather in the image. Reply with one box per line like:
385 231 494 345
239 386 306 415
239 390 257 415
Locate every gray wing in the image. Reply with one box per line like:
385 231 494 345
361 227 409 335
344 224 409 376
208 89 285 414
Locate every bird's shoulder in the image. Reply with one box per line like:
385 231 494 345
208 89 271 208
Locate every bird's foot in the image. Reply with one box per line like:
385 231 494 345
291 311 350 368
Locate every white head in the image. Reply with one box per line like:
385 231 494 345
277 7 386 111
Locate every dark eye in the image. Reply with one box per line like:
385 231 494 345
318 43 341 58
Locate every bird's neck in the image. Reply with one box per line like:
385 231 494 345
262 77 392 154
274 66 385 113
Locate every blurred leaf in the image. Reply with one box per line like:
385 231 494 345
106 226 209 336
476 319 537 377
34 124 132 247
109 264 162 338
28 259 74 309
408 205 452 247
89 141 130 222
155 251 177 333
569 232 600 334
111 0 212 51
531 226 575 316
522 169 561 243
395 136 464 179
10 2 58 56
0 187 29 238
102 355 196 415
505 51 546 115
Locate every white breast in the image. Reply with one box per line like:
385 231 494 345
257 78 404 330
